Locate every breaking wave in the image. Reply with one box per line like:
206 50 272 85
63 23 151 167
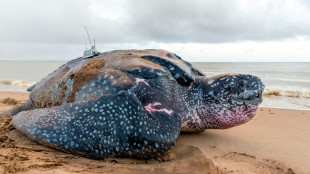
0 80 36 87
263 89 310 98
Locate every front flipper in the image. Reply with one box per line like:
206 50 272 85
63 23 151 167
1 100 35 116
12 91 181 159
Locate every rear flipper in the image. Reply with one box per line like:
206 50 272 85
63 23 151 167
0 100 34 116
12 91 181 159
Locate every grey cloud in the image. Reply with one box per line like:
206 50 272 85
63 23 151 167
0 0 129 44
1 0 310 44
0 0 310 59
125 0 310 42
125 0 240 42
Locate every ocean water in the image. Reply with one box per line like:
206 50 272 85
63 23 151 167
0 61 309 110
0 61 66 91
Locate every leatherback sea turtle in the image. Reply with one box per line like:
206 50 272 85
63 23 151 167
1 49 264 159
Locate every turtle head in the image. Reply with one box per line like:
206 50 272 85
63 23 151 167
186 74 264 131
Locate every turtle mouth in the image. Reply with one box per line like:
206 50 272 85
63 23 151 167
246 93 263 104
231 91 263 105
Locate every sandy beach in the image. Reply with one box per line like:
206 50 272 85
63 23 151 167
0 91 309 174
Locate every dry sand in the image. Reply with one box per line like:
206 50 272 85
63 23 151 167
0 91 309 174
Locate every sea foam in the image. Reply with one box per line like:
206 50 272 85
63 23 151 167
264 89 310 98
0 80 36 87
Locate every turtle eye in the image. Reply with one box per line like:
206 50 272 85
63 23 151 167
239 80 245 87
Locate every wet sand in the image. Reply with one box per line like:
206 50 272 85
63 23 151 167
1 91 309 174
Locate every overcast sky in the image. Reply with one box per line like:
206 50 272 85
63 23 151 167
0 0 310 62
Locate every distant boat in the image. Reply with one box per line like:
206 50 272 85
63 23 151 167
83 26 100 58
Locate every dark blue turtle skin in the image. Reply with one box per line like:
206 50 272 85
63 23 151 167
1 49 264 159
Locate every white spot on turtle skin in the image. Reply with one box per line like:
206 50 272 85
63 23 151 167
208 79 214 85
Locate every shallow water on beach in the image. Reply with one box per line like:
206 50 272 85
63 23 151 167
0 61 309 110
